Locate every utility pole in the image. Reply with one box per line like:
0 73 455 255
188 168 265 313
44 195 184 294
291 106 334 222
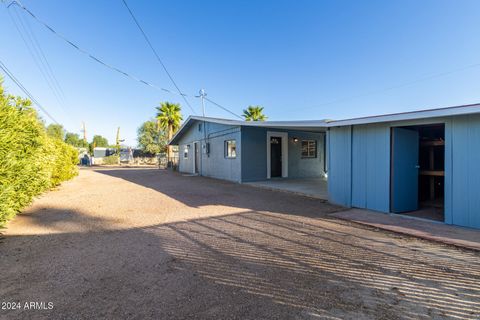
197 89 208 176
199 89 206 117
116 127 121 151
82 121 87 143
116 127 121 165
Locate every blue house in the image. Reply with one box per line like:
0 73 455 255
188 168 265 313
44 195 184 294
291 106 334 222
169 117 328 183
170 103 480 230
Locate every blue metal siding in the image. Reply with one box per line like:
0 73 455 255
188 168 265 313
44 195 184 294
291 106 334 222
351 125 390 212
451 115 480 229
390 128 419 212
327 126 352 207
328 116 480 229
444 119 453 225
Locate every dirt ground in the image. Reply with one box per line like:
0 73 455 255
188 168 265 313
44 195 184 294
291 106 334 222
1 168 479 320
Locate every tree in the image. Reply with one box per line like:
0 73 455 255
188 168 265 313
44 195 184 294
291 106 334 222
46 124 65 140
137 120 167 155
156 102 182 161
91 135 109 148
242 105 267 121
64 132 79 146
65 132 88 148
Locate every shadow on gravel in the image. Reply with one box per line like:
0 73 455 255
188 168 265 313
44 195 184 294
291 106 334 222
2 169 479 319
2 205 479 319
94 168 341 217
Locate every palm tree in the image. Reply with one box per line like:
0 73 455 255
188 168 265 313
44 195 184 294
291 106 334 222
156 102 183 163
242 105 267 121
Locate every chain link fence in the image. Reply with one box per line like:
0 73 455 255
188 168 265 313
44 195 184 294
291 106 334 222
158 153 179 170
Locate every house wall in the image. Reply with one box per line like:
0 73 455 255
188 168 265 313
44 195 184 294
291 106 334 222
241 127 326 182
328 116 480 229
177 121 242 183
241 127 267 182
327 126 352 207
351 124 390 212
450 114 480 229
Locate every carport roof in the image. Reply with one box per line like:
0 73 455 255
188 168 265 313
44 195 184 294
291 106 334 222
169 116 329 145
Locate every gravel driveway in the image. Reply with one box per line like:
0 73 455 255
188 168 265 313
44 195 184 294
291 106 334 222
1 168 479 319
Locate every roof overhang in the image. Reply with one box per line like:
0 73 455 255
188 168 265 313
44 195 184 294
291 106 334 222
169 116 328 145
327 103 480 127
169 103 480 145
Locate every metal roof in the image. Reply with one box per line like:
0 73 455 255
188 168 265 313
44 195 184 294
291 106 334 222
169 116 329 145
326 103 480 126
169 103 480 145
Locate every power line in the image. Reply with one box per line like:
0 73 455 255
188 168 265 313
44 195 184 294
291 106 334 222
0 59 59 124
5 0 188 99
7 5 68 115
17 5 68 104
7 0 243 120
120 0 197 115
204 97 243 120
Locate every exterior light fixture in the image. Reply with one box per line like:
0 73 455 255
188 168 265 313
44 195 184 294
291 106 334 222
293 137 299 142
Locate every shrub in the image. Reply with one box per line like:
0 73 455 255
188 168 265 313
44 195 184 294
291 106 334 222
0 81 78 226
102 155 119 165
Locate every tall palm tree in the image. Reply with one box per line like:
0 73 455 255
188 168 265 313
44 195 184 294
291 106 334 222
156 102 182 162
242 105 267 121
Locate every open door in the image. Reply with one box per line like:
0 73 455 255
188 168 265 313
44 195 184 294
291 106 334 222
391 128 419 212
270 137 282 178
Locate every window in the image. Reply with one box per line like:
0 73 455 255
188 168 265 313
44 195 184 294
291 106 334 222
301 140 317 158
225 140 236 158
183 145 189 159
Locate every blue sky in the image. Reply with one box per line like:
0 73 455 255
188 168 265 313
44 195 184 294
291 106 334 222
1 0 480 145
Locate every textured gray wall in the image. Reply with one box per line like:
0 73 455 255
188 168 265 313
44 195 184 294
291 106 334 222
288 131 326 178
177 120 242 183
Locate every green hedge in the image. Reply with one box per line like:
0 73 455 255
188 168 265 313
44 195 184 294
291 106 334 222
0 83 78 226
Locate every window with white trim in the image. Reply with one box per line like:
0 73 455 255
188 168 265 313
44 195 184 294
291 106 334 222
183 145 189 159
225 140 236 158
301 140 316 158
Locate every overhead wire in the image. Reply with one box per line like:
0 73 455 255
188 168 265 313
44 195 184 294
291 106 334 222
120 0 197 115
204 97 243 119
5 1 188 99
0 59 59 124
7 5 68 114
16 5 68 104
7 0 244 120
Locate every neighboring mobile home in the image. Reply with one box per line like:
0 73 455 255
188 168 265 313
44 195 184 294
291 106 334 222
170 103 480 230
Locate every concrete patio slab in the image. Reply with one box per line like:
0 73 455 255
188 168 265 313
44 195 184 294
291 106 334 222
245 178 328 200
331 208 480 251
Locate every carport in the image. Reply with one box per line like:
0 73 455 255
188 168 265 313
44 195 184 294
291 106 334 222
239 122 328 199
